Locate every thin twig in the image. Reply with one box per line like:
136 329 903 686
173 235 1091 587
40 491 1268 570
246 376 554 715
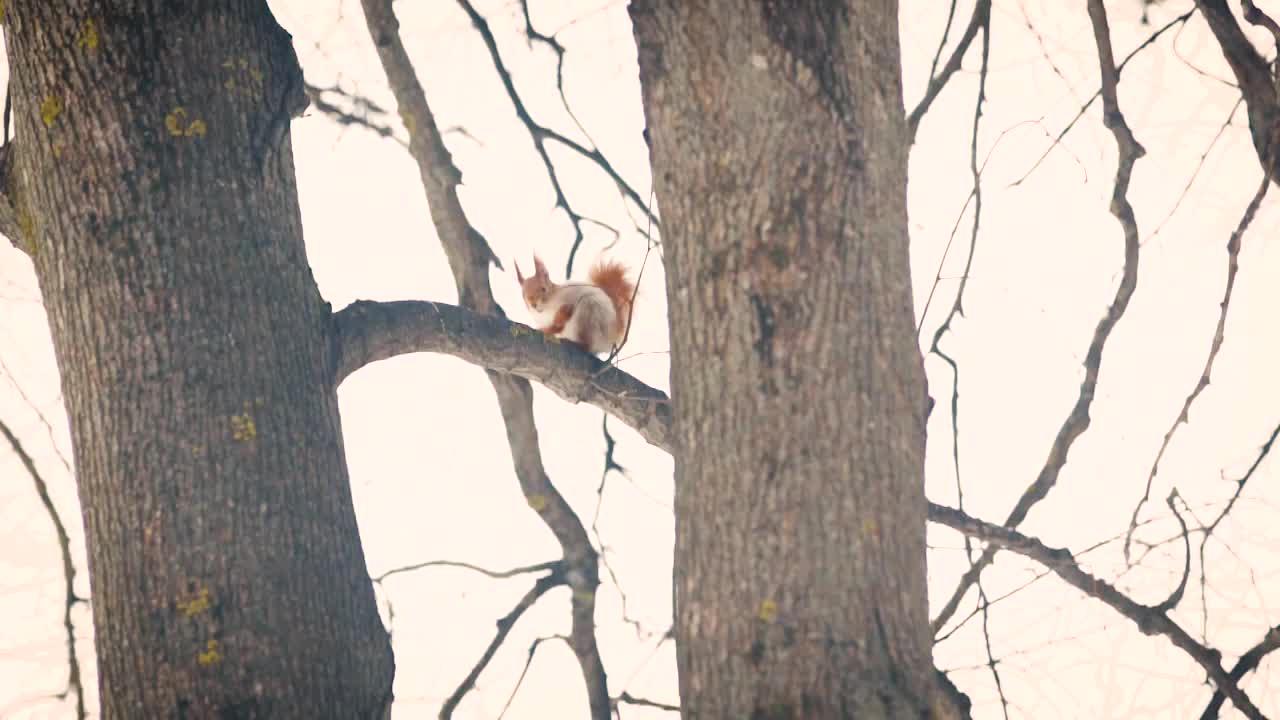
907 0 991 142
374 558 560 583
496 635 568 719
1011 10 1193 186
928 502 1265 719
932 0 1147 635
1125 173 1270 562
439 572 565 719
1199 624 1280 719
0 417 85 719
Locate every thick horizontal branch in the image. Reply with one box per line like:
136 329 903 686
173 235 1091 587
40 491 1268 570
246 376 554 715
331 300 673 453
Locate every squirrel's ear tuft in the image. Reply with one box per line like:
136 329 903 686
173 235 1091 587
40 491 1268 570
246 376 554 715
533 254 548 278
515 260 525 282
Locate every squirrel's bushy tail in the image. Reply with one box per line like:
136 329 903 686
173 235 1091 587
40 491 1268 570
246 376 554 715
588 258 636 344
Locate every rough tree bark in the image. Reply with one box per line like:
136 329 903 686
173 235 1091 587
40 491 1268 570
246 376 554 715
630 2 938 718
4 2 392 717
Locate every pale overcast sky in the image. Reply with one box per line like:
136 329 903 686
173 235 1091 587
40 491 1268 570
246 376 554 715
3 1 1280 718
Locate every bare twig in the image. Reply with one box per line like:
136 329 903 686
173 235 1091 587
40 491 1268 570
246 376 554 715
439 572 565 719
1012 10 1193 186
0 417 85 719
1125 173 1270 561
907 0 991 142
516 0 647 274
1204 420 1280 537
456 0 657 273
928 502 1265 720
977 586 1010 720
589 415 649 639
304 81 406 146
932 0 1146 635
925 0 961 85
1152 491 1192 614
1142 97 1243 244
1199 625 1280 719
614 691 680 714
496 635 568 719
0 356 72 475
374 559 560 584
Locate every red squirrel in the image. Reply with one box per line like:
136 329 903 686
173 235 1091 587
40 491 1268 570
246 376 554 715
515 254 635 355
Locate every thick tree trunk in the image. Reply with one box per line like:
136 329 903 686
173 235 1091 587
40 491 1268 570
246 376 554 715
629 2 935 718
5 2 392 717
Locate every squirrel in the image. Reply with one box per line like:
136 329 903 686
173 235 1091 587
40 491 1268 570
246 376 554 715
515 254 636 355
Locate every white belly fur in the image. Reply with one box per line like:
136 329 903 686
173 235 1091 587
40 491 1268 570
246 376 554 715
529 285 616 354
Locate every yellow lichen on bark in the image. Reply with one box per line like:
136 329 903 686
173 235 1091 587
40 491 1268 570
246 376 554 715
165 107 207 138
40 95 61 127
178 587 212 617
75 19 99 51
197 640 222 666
757 599 778 623
230 411 257 441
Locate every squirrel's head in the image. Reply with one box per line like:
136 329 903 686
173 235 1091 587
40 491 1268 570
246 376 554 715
514 254 552 311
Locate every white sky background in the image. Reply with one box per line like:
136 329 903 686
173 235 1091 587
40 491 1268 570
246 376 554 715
2 0 1280 718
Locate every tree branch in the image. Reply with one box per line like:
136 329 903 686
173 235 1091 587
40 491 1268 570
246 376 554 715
439 570 565 719
907 0 991 142
931 0 1145 634
1199 624 1280 719
1195 0 1280 178
331 300 672 453
1126 173 1270 560
304 81 405 146
0 416 85 719
358 1 613 715
457 0 658 273
927 502 1265 720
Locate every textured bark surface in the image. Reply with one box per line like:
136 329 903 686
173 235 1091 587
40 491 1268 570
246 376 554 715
5 2 392 717
630 2 934 718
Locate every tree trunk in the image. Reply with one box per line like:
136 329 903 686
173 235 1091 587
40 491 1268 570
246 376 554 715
4 2 392 717
629 2 935 718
